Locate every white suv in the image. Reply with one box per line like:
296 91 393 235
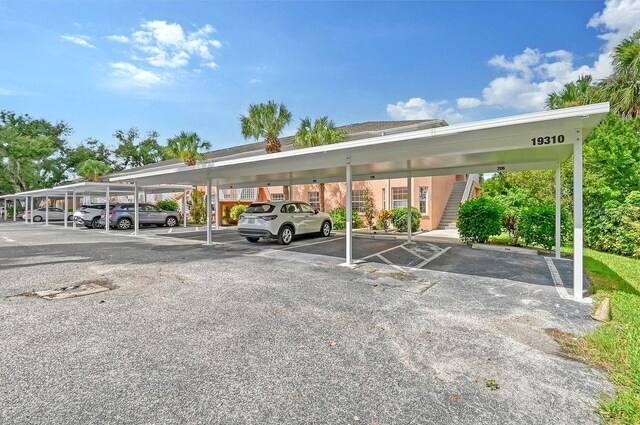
237 201 332 245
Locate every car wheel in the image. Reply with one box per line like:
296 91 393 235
117 218 132 230
278 225 294 245
165 217 177 227
33 215 43 222
321 221 332 237
67 215 74 221
91 217 102 229
246 237 260 243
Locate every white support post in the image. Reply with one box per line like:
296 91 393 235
64 192 69 228
206 178 212 245
24 197 28 223
13 199 16 222
385 179 391 210
105 186 110 234
182 189 187 228
3 199 6 220
72 191 76 229
407 174 412 243
134 184 139 236
573 129 584 301
29 197 33 224
345 159 353 266
215 182 220 229
45 195 49 226
555 162 561 259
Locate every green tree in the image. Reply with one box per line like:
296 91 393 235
546 75 599 110
65 138 113 175
292 116 347 210
240 101 293 154
113 128 165 169
604 29 640 118
76 159 111 182
362 187 376 229
165 131 211 166
240 100 292 199
0 111 71 193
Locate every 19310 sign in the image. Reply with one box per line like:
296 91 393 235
531 135 565 146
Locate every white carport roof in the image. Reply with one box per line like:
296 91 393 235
11 182 193 198
109 103 609 188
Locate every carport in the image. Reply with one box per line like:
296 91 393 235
116 104 609 300
12 182 192 235
0 194 25 221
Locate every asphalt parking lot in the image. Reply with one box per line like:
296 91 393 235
0 222 607 424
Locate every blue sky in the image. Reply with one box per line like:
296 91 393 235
0 0 638 149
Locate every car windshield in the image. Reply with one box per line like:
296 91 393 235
246 203 275 214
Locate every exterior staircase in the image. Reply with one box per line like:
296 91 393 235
437 181 468 230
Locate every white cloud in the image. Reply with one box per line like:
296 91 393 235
0 87 14 96
60 34 96 49
457 0 640 112
109 62 165 88
456 97 482 109
387 98 467 124
248 78 261 84
106 35 129 43
112 20 223 70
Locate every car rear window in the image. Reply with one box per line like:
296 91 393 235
246 203 275 213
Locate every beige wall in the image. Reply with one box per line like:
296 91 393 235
262 175 460 231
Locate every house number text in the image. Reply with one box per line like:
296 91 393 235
531 135 565 146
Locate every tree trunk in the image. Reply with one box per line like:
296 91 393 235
265 137 282 154
320 183 325 212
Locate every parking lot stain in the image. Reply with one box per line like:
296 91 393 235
10 279 116 300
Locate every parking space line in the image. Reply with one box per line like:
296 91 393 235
280 236 345 251
544 256 571 300
375 254 406 272
2 236 16 242
360 243 404 261
399 245 432 262
416 247 451 268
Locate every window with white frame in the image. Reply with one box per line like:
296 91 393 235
419 187 428 214
308 191 320 210
241 187 258 200
392 187 408 208
352 190 365 213
271 193 284 201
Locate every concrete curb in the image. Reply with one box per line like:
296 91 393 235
472 243 539 256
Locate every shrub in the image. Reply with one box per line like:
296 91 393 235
494 190 529 246
375 209 394 231
230 204 248 223
157 199 179 212
391 207 420 232
457 197 504 244
223 206 232 225
362 188 376 229
585 191 640 258
329 206 363 230
518 202 569 250
189 189 206 224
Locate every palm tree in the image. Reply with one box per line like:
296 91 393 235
240 101 292 154
546 75 597 110
77 159 111 182
165 131 211 166
240 100 293 198
605 29 640 117
293 116 347 211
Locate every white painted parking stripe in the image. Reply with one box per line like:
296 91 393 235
376 254 406 272
280 236 345 251
360 243 404 260
416 246 451 268
2 236 16 242
544 256 571 300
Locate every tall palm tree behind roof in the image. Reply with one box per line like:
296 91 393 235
165 131 211 166
240 101 292 154
607 29 640 118
293 116 347 211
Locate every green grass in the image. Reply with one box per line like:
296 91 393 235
559 248 640 424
